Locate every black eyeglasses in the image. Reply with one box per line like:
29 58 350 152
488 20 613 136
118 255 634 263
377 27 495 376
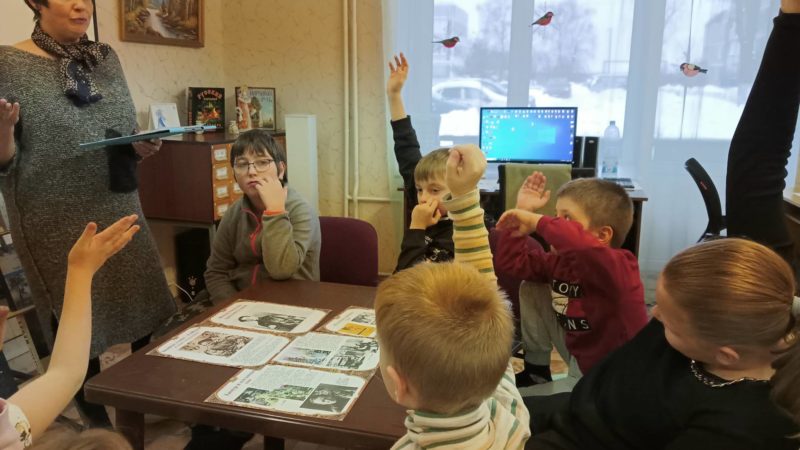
233 159 275 173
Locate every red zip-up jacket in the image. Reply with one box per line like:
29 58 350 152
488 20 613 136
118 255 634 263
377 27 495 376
495 216 647 373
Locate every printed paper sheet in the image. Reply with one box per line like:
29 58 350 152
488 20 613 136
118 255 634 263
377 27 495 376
273 332 379 372
208 365 367 420
321 307 376 337
210 300 329 334
149 326 289 368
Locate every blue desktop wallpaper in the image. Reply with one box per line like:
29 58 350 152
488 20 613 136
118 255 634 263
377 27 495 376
480 108 576 163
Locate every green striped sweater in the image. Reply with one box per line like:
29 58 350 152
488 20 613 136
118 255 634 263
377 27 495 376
391 189 531 449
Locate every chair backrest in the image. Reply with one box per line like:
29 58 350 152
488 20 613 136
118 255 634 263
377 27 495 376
684 158 725 237
499 163 573 215
319 216 379 287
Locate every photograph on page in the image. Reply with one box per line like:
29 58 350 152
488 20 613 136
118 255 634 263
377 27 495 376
209 300 330 334
321 307 376 337
149 326 290 368
273 333 380 372
207 365 367 420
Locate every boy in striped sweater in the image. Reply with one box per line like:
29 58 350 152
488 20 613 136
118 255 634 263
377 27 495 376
375 144 530 449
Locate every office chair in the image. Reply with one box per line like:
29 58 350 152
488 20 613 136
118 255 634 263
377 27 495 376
319 217 379 287
498 163 572 216
684 158 726 241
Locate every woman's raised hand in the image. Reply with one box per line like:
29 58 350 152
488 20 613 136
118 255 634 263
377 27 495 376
0 99 20 130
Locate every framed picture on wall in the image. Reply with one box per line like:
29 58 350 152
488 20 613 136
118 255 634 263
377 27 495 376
120 0 204 48
235 87 277 131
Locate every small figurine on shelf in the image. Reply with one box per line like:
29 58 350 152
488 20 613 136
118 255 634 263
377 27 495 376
228 120 240 136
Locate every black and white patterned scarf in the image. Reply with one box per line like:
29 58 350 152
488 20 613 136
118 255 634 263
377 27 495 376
31 23 110 106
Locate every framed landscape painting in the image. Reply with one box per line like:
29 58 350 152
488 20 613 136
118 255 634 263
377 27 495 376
235 87 277 131
121 0 204 48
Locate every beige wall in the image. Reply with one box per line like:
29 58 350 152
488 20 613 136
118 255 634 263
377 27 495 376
95 0 399 275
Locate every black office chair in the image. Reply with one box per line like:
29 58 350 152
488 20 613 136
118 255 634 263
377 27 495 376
684 158 726 241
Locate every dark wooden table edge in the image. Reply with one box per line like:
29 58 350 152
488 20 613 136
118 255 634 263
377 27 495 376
85 281 400 449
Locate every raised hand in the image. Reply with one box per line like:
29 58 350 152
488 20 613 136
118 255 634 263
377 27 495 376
497 209 540 237
446 144 486 197
254 176 288 212
68 215 140 274
410 199 442 230
782 0 800 13
0 99 20 130
516 171 551 212
387 53 409 97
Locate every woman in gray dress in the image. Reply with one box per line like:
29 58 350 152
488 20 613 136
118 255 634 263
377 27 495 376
0 0 175 426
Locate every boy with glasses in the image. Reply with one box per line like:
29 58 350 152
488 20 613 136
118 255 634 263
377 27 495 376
205 129 321 303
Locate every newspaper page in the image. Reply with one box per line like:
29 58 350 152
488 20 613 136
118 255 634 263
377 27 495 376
321 307 376 337
208 365 367 420
149 326 290 368
209 300 329 334
272 332 379 372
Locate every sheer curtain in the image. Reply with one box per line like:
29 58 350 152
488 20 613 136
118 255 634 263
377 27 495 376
383 0 798 292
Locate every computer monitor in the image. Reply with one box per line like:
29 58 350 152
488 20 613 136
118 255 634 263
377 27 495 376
479 107 577 164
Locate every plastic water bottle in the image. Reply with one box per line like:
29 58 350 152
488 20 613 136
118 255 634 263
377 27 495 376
600 120 621 178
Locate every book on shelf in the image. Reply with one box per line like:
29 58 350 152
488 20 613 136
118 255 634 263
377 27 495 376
187 87 225 130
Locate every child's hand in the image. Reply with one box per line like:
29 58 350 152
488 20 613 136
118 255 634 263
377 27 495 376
497 209 539 236
68 215 140 274
386 53 409 97
446 144 486 197
516 172 551 212
254 176 288 212
410 200 442 230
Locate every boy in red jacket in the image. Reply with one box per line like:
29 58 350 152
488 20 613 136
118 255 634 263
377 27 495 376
495 173 647 391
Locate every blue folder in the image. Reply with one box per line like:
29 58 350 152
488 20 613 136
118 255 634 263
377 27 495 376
79 125 217 150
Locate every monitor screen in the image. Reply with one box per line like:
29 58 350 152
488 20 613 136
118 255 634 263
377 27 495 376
479 107 577 163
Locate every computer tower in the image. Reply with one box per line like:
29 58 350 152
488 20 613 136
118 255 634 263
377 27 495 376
175 229 211 302
572 136 584 167
582 136 599 170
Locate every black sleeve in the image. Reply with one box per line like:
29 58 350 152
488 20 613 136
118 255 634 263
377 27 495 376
726 11 800 265
395 229 428 272
392 116 423 209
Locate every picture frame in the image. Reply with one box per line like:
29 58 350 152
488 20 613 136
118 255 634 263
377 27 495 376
120 0 204 48
235 87 277 131
148 103 181 130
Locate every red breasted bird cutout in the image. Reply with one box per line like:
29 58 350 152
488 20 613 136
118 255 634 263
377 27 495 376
680 63 708 77
531 11 554 27
432 36 460 48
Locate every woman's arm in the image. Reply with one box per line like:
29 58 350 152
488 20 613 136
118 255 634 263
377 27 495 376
0 99 19 168
725 7 800 264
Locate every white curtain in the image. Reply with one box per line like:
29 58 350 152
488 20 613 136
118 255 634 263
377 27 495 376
382 0 799 294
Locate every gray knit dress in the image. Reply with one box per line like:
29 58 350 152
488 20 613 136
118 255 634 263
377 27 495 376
0 46 176 358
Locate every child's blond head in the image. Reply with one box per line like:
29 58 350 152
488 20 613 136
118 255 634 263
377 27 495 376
375 262 513 414
413 148 449 184
556 178 633 248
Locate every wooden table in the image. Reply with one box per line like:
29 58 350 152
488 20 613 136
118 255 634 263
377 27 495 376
85 281 406 450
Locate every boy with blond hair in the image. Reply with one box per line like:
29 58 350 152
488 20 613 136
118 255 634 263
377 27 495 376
375 144 530 449
496 174 647 390
387 53 454 270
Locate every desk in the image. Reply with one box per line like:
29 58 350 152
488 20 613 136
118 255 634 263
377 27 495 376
85 281 406 450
